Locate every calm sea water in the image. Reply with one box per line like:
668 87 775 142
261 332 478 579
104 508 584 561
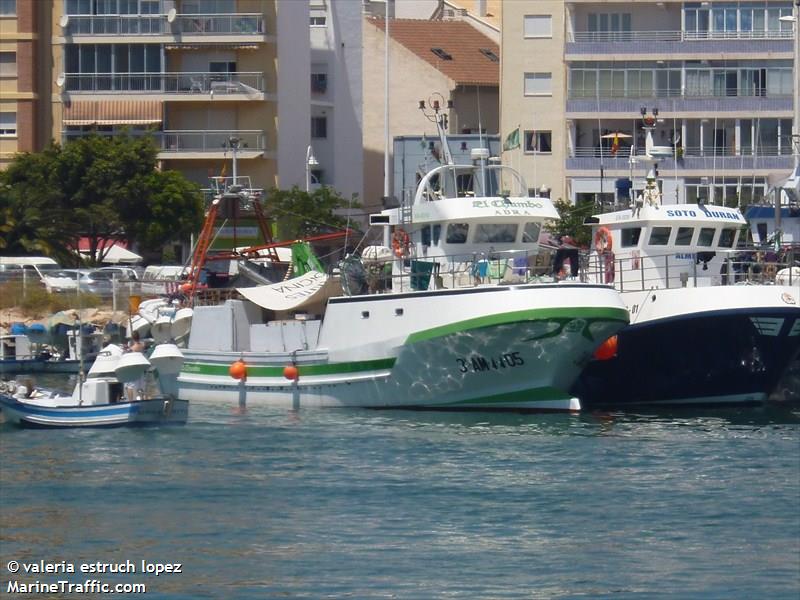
1 385 799 599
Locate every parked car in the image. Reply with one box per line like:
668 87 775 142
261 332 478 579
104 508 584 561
79 270 119 296
41 269 90 294
0 256 61 284
96 266 141 280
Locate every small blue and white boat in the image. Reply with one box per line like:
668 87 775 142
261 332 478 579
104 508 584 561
0 343 187 428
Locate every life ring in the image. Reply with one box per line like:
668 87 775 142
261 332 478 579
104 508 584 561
391 228 411 258
595 226 613 253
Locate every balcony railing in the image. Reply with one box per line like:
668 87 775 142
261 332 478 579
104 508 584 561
566 96 793 114
63 72 267 95
63 14 166 36
570 146 793 158
61 129 267 155
566 146 794 171
176 13 264 35
568 89 791 100
160 130 265 154
569 29 793 42
62 13 267 37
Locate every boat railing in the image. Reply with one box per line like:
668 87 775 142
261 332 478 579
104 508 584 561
586 245 799 292
349 248 566 295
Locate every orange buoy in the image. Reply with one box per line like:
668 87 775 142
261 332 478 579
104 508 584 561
283 365 299 381
229 359 248 380
593 335 618 361
179 282 193 294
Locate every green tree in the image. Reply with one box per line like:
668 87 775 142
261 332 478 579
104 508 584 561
0 133 204 265
266 185 359 240
544 198 595 248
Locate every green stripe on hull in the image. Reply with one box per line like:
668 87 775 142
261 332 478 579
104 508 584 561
181 357 395 377
433 387 573 407
406 306 629 345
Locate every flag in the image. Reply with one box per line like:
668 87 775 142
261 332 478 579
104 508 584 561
503 127 520 151
610 133 619 157
420 134 428 150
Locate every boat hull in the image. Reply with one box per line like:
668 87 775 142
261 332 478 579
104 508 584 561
178 284 629 411
573 286 800 408
0 396 188 428
0 358 83 375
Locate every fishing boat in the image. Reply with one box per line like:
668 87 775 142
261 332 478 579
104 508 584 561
176 98 628 411
572 110 800 409
0 343 187 428
0 321 104 375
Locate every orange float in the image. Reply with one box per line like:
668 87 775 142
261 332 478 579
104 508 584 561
229 359 248 380
283 365 299 381
593 335 618 361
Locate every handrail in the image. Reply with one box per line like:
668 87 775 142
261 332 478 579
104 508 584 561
570 146 790 158
63 71 267 94
569 29 793 42
567 89 792 100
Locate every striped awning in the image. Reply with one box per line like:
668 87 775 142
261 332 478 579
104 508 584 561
63 100 163 126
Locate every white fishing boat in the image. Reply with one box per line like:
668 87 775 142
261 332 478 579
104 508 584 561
573 110 800 408
176 98 628 411
0 344 187 428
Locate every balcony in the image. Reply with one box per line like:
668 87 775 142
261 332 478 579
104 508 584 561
158 130 266 159
566 30 793 57
62 72 269 100
566 146 794 172
175 13 266 38
566 91 793 116
62 14 166 36
60 13 269 41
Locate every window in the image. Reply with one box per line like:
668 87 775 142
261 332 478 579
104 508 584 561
0 112 16 136
0 52 15 77
474 224 518 244
524 72 552 96
524 130 552 153
718 228 737 248
522 222 541 244
445 223 469 244
523 15 551 38
0 0 15 15
210 61 236 73
675 227 694 246
311 116 327 138
648 227 671 246
431 48 453 61
697 227 716 247
479 48 499 62
311 72 327 94
310 12 326 26
621 227 641 248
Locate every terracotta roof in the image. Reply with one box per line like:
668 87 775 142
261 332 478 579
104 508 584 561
370 18 499 86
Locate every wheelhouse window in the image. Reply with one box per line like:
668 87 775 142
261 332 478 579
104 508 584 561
620 227 642 247
697 227 716 247
675 227 694 246
445 223 469 244
648 227 671 246
522 222 541 243
474 224 518 244
718 228 737 248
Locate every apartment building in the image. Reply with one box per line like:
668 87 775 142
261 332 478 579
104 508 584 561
501 0 798 207
46 0 288 193
0 0 51 170
362 4 500 212
308 0 363 201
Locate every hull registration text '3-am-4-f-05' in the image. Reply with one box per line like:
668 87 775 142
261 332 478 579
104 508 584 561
457 352 525 373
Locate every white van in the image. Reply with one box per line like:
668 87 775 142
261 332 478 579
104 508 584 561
0 256 61 282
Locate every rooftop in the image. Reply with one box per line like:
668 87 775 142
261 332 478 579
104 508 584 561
369 18 500 86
